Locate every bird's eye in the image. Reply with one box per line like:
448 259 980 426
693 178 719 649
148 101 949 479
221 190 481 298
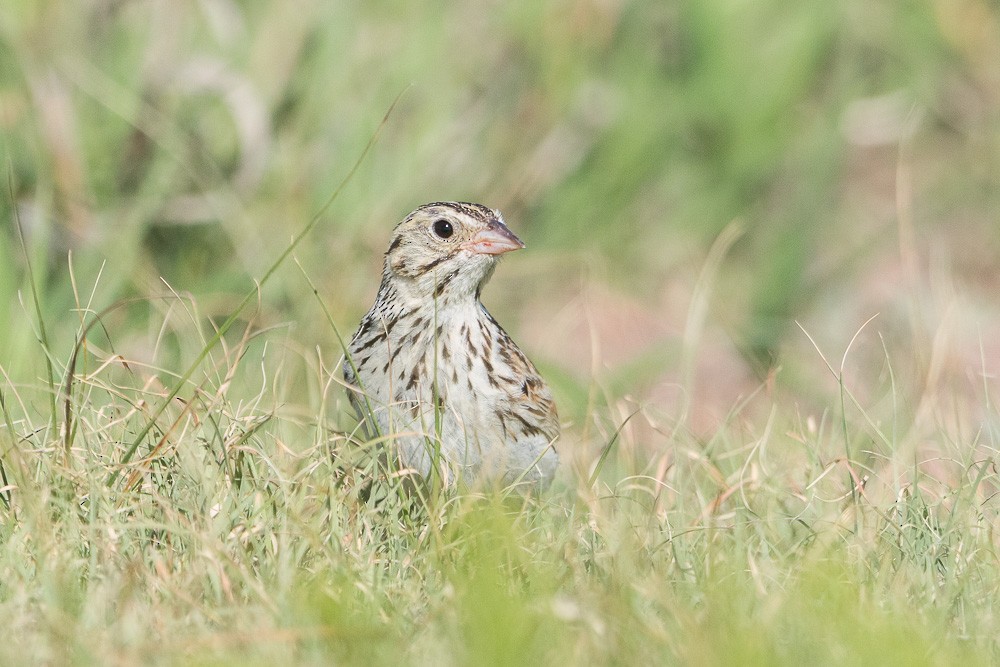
432 219 454 239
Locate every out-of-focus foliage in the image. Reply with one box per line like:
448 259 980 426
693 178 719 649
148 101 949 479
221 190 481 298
2 1 997 383
2 4 1000 664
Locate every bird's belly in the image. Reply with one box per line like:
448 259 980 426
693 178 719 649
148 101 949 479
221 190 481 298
354 326 556 488
385 361 555 487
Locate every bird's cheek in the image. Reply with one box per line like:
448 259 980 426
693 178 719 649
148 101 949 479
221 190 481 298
390 254 416 278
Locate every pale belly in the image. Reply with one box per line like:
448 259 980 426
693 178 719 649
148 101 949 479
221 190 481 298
359 334 558 488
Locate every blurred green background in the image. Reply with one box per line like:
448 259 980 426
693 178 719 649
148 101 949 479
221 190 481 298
2 4 1000 663
1 0 998 429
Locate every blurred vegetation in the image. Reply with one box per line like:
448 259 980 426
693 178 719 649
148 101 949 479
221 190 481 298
1 1 1000 664
2 1 997 380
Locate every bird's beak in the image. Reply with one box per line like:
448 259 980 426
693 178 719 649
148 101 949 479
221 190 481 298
461 221 526 255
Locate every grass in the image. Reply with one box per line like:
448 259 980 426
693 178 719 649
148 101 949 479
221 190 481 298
1 305 998 665
2 1 1000 664
2 223 998 666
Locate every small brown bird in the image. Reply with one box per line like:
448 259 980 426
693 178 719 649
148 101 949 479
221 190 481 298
344 202 559 489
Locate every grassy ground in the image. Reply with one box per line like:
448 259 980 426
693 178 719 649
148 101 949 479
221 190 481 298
2 1 1000 664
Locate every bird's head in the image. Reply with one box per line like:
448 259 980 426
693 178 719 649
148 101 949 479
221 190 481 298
382 202 525 303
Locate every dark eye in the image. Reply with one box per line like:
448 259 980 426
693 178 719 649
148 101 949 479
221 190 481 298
432 219 454 239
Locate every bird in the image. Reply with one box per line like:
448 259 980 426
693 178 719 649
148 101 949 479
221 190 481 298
343 202 559 490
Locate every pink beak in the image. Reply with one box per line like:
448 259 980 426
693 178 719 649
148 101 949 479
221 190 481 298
461 221 526 255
